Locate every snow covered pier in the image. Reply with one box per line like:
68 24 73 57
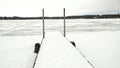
34 32 92 68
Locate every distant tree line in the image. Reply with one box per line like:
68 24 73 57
0 14 120 20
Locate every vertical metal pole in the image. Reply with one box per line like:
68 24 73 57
63 8 66 37
42 9 45 38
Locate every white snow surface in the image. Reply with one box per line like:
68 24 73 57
0 19 120 68
0 19 120 36
67 31 120 68
35 32 92 68
0 35 42 68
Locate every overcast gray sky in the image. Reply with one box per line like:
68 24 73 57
0 0 120 16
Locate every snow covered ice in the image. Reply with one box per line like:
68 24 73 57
0 19 120 68
0 36 42 68
67 31 120 68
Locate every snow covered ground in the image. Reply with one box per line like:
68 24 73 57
0 19 120 68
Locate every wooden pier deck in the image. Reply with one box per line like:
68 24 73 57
34 31 92 68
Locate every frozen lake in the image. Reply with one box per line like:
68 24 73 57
0 19 120 36
0 19 120 68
